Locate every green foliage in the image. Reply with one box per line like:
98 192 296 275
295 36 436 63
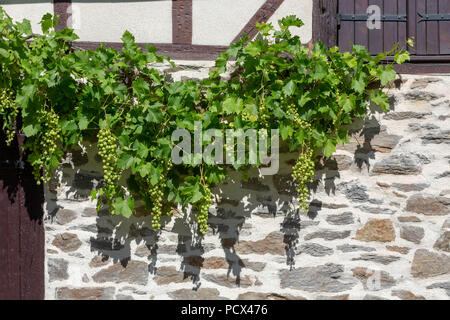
0 8 410 235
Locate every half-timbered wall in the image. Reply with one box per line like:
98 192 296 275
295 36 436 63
0 0 313 60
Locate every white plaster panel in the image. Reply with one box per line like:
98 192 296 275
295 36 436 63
267 0 313 43
72 1 172 43
0 0 54 34
192 0 265 46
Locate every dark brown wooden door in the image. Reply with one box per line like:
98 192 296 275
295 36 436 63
0 126 45 300
409 0 450 55
338 0 450 59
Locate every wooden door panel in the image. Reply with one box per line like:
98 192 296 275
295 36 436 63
426 0 440 54
439 0 450 54
0 126 44 300
338 0 450 57
339 0 355 52
355 0 369 48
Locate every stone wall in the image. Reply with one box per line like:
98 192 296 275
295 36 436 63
44 68 450 300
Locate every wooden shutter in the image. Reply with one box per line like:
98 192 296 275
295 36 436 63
337 0 450 59
409 0 450 55
0 125 45 300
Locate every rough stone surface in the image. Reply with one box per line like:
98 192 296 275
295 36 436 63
384 112 431 120
410 77 441 89
386 246 410 255
337 180 369 202
115 294 134 300
408 122 439 131
355 219 396 242
363 295 389 300
304 230 351 241
392 183 429 192
187 256 266 272
153 266 191 285
43 74 450 300
400 226 425 244
436 171 450 179
421 130 450 144
315 294 349 300
52 233 82 252
316 155 353 171
202 274 255 288
82 207 99 217
371 153 421 175
56 287 115 300
92 261 148 285
337 245 376 253
89 255 110 268
392 290 425 300
135 245 151 257
352 267 396 291
433 231 450 252
240 260 266 272
326 212 354 225
237 292 306 300
397 216 422 223
337 126 400 153
48 258 69 282
296 243 334 256
352 254 401 265
411 249 450 278
370 131 401 153
444 218 450 229
168 288 228 300
406 195 450 215
404 90 443 101
68 224 98 233
280 264 356 293
234 232 285 255
356 205 396 215
426 282 450 297
54 209 77 225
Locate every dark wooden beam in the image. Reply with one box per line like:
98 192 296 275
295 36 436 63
394 63 450 74
73 41 227 61
53 0 72 30
232 0 284 43
172 0 193 44
312 0 338 48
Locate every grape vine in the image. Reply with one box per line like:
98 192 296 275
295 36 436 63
97 127 122 201
0 7 412 235
0 88 18 146
25 108 62 185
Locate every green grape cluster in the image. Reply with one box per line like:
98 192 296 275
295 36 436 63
258 98 270 124
287 104 311 131
97 128 121 199
197 185 212 234
149 160 172 231
149 181 165 230
241 110 250 122
292 145 315 212
0 88 18 146
241 109 258 123
29 108 61 185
